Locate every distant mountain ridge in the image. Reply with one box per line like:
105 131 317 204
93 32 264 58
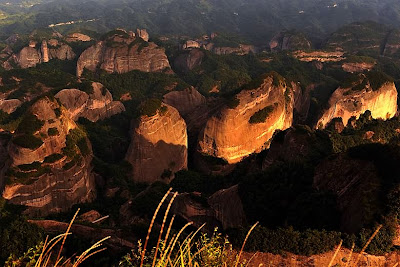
1 0 400 44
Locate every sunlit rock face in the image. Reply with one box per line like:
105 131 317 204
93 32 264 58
125 104 188 183
76 30 171 77
198 73 294 164
317 75 397 129
292 50 345 62
55 82 125 122
342 62 375 73
2 97 95 216
66 33 92 42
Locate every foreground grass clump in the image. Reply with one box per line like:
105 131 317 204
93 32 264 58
5 209 109 267
119 188 258 267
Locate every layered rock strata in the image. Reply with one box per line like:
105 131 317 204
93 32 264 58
317 76 397 128
2 97 95 216
76 30 171 77
198 73 294 164
55 82 125 122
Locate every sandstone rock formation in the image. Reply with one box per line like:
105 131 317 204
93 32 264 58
0 133 10 191
292 82 311 123
66 33 92 42
207 44 257 55
314 153 380 233
292 50 345 62
198 73 294 164
29 220 134 251
171 185 246 231
317 74 397 128
384 29 400 56
173 49 205 73
55 82 125 122
182 40 200 50
342 62 375 73
0 99 22 114
239 247 400 267
136 29 149 42
2 97 95 216
76 30 171 77
262 126 331 170
270 31 312 52
125 103 188 183
163 87 206 118
2 39 75 69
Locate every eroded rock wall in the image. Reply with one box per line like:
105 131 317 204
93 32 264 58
125 104 188 183
198 74 294 164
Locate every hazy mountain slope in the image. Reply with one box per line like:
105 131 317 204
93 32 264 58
1 0 400 43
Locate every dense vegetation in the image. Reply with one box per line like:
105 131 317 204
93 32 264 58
249 104 277 124
0 200 43 265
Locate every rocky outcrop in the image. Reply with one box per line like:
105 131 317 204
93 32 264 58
182 40 200 50
0 99 22 114
269 31 312 52
2 39 75 69
2 97 95 216
198 73 294 164
66 33 92 42
0 133 10 191
172 185 246 231
317 74 397 128
292 50 345 62
314 153 380 233
76 30 171 77
207 44 257 55
262 126 331 170
292 82 311 123
163 87 206 118
55 82 125 122
125 104 188 183
173 49 205 73
136 29 149 42
29 220 134 251
240 247 400 267
342 62 375 73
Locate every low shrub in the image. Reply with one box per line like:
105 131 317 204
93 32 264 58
47 127 59 136
249 104 276 124
13 135 43 150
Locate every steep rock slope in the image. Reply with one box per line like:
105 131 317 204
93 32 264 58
55 82 125 122
269 31 312 52
163 87 206 118
198 73 294 164
173 49 205 73
317 73 397 128
172 185 246 231
2 97 95 216
125 103 188 183
3 39 75 69
314 153 379 233
76 30 171 77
